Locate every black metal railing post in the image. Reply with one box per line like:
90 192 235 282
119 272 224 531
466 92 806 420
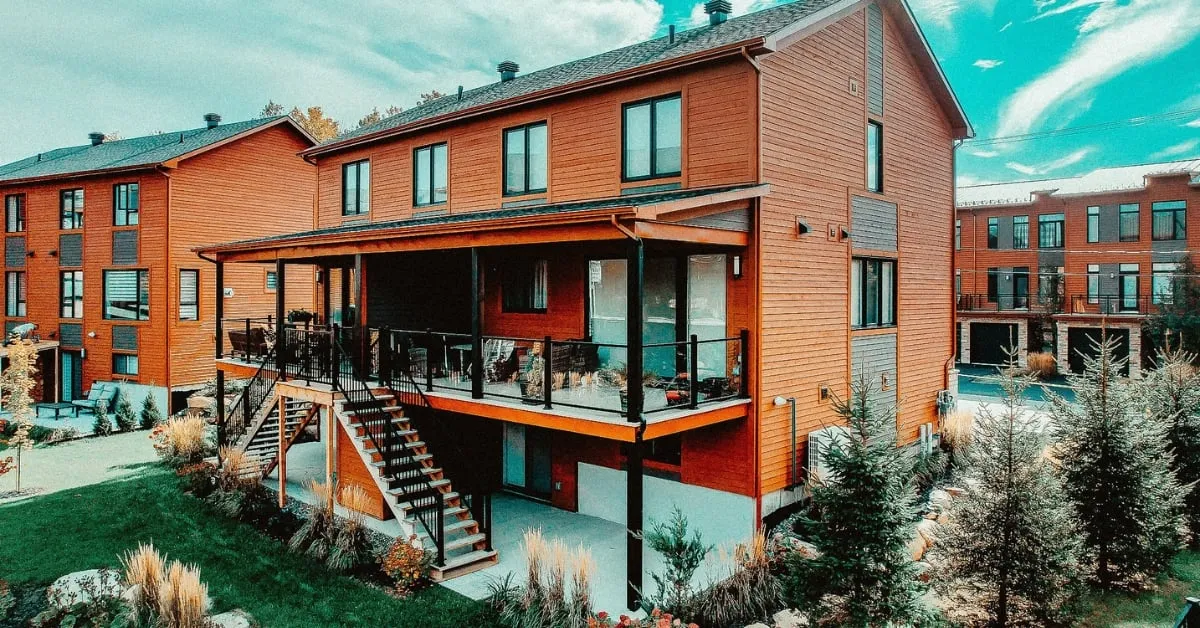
739 328 750 399
484 492 493 551
436 491 446 566
543 336 553 410
688 334 699 410
379 326 392 387
330 324 341 386
425 328 434 392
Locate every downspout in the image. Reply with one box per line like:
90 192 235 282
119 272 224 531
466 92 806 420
158 165 174 403
946 140 964 398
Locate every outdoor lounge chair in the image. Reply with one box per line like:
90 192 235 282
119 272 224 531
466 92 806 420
228 327 269 359
71 384 117 416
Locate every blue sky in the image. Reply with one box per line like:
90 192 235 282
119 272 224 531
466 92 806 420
1 0 1197 185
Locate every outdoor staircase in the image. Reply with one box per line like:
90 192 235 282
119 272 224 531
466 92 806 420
333 387 498 581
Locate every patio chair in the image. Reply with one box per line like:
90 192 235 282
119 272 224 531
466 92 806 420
72 384 117 416
483 339 517 383
228 327 268 359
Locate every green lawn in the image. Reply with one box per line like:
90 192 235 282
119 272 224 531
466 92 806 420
0 472 486 627
1082 550 1200 627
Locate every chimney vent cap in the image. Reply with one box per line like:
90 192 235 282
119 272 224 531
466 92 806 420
88 132 106 146
498 60 520 81
705 0 732 24
203 113 221 128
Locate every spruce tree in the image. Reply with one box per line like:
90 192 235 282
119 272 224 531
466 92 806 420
935 357 1083 626
784 373 929 626
140 392 164 430
1049 333 1187 588
113 389 137 432
1141 347 1200 547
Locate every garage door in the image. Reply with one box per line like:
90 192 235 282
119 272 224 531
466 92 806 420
969 323 1019 366
1067 328 1130 375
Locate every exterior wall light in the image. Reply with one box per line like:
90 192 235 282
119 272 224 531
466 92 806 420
733 255 742 279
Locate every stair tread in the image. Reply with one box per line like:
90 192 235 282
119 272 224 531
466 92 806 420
433 549 498 574
361 440 424 451
443 519 478 533
444 534 488 552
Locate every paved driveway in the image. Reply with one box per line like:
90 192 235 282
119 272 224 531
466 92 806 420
958 364 1075 404
0 431 158 503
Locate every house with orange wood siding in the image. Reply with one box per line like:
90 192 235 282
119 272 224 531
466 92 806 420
0 114 317 415
955 158 1200 377
198 0 971 609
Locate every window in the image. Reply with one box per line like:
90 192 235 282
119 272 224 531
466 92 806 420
179 269 198 321
60 189 84 229
113 354 139 376
1152 200 1186 241
866 121 883 193
1153 262 1180 304
1038 213 1064 248
413 143 448 206
1013 267 1029 309
850 257 896 328
265 271 278 291
113 183 139 226
1119 263 1139 311
1038 266 1064 307
1119 203 1139 242
1087 264 1100 304
503 122 548 196
5 271 26 317
1013 215 1029 249
103 270 149 320
5 194 25 232
341 160 370 216
502 259 548 313
987 217 998 249
955 220 961 250
987 268 999 302
622 94 682 181
60 271 83 318
1087 206 1099 243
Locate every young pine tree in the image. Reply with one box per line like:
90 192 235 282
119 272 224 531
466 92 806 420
140 392 164 430
935 356 1083 626
1141 347 1200 547
113 389 137 432
785 372 929 626
1050 333 1187 588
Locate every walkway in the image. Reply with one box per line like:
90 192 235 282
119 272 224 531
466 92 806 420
0 431 158 503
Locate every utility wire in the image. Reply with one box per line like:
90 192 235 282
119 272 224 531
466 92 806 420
965 107 1200 148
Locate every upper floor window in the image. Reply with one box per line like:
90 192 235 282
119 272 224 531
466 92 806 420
1153 262 1179 305
179 269 199 321
850 257 895 328
61 270 83 318
501 259 549 313
1119 263 1139 311
113 183 139 226
265 271 278 291
413 143 448 206
1038 213 1064 248
1086 206 1099 243
987 217 998 249
1087 264 1100 304
1119 203 1139 242
1013 215 1029 249
341 160 370 216
866 121 883 193
113 353 139 376
61 189 84 229
104 269 149 320
504 122 548 196
1152 200 1186 241
987 267 999 302
622 94 681 181
5 271 26 317
954 220 961 250
5 194 25 233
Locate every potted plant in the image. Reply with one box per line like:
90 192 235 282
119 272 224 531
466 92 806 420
521 354 545 404
287 309 315 325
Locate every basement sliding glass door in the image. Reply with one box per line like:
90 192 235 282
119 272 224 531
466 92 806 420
61 351 82 402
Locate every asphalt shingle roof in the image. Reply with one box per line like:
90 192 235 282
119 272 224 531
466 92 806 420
0 116 289 184
328 0 843 148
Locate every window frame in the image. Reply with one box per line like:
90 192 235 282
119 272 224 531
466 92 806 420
621 93 683 182
412 142 449 207
987 217 998 249
987 267 999 302
1012 215 1029 249
103 269 150 321
1151 200 1186 241
60 270 83 318
1153 262 1180 305
1038 213 1065 249
500 258 549 314
113 182 139 227
502 121 548 197
1118 263 1139 312
112 353 139 376
866 120 884 193
1086 206 1100 243
1087 264 1100 304
60 188 84 230
850 257 897 329
5 194 26 233
5 271 27 317
178 269 199 321
341 159 371 216
1119 203 1139 242
265 270 278 292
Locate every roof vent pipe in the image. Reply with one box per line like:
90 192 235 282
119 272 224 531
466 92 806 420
498 60 519 82
204 113 221 129
457 85 464 101
669 24 676 44
88 132 106 146
705 0 732 25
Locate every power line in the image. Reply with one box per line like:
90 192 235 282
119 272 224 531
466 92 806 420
965 107 1200 148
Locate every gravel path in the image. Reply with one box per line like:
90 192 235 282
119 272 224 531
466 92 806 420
0 431 159 504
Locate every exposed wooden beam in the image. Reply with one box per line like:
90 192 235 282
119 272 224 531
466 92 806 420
633 221 749 246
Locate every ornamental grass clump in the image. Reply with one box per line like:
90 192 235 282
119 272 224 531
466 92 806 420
290 479 336 561
328 484 377 573
121 543 210 628
688 531 783 628
151 416 210 467
1025 351 1057 379
122 542 165 615
488 529 596 628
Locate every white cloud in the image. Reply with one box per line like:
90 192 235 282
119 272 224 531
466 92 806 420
998 21 1013 32
1151 139 1200 159
1186 119 1200 128
956 174 994 187
687 0 786 26
907 0 961 28
966 148 1001 158
996 0 1200 139
1005 147 1093 176
973 59 1003 70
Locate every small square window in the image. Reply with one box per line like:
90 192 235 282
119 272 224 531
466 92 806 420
266 271 278 291
113 353 139 376
114 183 139 226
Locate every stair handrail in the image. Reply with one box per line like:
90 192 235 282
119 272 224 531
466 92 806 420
221 345 279 449
329 326 445 565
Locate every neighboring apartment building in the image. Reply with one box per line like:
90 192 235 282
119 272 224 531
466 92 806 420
955 158 1200 377
0 115 317 413
200 0 970 608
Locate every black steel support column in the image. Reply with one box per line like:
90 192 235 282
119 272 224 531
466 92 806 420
625 237 644 611
354 254 366 375
275 259 286 375
320 264 331 325
340 267 351 326
470 247 484 399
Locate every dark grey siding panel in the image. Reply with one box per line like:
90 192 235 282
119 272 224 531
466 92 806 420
997 216 1014 249
851 196 897 251
1038 250 1065 268
679 208 750 232
60 323 83 348
59 234 83 267
5 236 25 268
996 266 1013 298
1098 204 1119 243
851 333 897 408
112 326 138 351
866 3 884 117
112 230 138 265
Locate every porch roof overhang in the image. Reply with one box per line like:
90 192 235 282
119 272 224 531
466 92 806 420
197 184 766 264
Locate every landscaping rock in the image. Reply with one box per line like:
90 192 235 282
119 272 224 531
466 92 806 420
188 396 215 410
745 623 770 628
907 533 927 561
121 583 142 606
790 539 822 560
944 486 966 499
928 488 953 511
772 608 810 627
46 569 122 609
913 561 933 582
916 518 940 546
937 512 950 525
210 609 254 628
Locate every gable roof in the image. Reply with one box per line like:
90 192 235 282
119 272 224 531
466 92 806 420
957 158 1200 208
0 116 315 185
309 0 970 157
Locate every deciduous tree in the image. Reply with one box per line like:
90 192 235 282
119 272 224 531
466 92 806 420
289 106 340 142
418 91 446 105
0 336 37 493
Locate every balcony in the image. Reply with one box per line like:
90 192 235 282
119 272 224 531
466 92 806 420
956 293 1059 313
1067 295 1158 316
